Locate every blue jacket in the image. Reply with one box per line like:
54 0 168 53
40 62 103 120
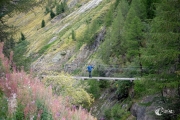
87 65 94 72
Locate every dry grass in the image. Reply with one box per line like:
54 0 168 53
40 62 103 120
6 0 115 64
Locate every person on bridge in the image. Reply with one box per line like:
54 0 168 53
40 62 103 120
87 65 94 78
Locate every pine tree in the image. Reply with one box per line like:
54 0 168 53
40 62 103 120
21 32 25 41
101 1 129 64
41 20 45 28
61 2 65 13
3 37 15 57
111 5 125 59
130 0 146 19
142 0 159 19
104 5 113 27
125 16 144 75
119 0 129 18
142 0 180 78
50 10 55 19
123 3 145 76
62 1 68 12
56 4 62 15
72 30 76 41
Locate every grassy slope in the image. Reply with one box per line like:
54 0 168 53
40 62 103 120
6 0 114 71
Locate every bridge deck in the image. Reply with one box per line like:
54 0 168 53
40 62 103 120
72 76 138 81
42 75 139 81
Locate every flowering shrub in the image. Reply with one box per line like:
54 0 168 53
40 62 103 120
0 42 96 120
43 72 94 108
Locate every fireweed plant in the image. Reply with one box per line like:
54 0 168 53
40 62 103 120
0 42 96 120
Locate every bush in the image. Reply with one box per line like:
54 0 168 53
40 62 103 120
86 80 100 99
45 7 50 14
0 42 96 120
99 80 109 89
104 103 130 120
20 32 25 41
41 19 45 28
43 72 94 108
50 10 55 19
72 29 76 41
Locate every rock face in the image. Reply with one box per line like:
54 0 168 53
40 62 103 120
130 95 158 120
32 27 106 75
130 90 179 120
69 0 80 8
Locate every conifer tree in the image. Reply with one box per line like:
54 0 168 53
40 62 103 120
50 10 55 19
131 0 146 19
3 37 15 57
41 20 45 28
111 5 126 61
119 0 129 18
142 0 180 77
72 30 76 41
124 7 137 28
56 4 62 15
101 1 129 64
62 1 68 12
21 32 25 41
123 1 146 75
125 16 144 75
104 5 113 27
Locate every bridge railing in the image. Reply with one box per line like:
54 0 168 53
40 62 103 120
64 63 147 77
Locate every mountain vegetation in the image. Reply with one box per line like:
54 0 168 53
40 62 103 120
0 0 180 119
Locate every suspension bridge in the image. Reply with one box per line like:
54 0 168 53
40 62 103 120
42 75 139 82
72 76 138 81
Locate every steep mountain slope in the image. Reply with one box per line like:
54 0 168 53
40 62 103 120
5 0 180 120
7 0 112 76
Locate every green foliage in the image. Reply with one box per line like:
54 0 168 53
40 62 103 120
141 0 180 78
20 32 25 41
116 81 132 96
100 2 127 63
60 2 65 13
13 103 25 120
130 0 146 19
43 72 94 107
56 1 68 15
56 3 62 15
41 19 45 28
72 29 76 41
134 79 179 98
104 103 130 120
35 99 53 120
142 0 159 19
0 89 8 119
119 0 129 18
99 80 110 89
45 7 50 14
82 18 101 45
0 0 43 19
86 80 100 99
104 4 113 27
3 37 15 57
50 10 55 19
124 16 144 75
13 40 32 71
38 43 52 56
